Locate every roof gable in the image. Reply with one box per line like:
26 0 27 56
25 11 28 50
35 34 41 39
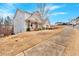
13 9 31 19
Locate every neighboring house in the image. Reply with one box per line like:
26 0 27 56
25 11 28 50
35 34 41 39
75 17 79 25
70 20 77 25
70 17 79 29
70 17 79 25
13 9 50 34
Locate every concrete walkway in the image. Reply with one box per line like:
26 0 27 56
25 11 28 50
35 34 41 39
63 29 79 56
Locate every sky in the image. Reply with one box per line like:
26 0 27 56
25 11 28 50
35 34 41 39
0 3 79 24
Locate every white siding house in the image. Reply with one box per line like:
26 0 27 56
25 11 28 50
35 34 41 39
13 9 31 34
13 9 50 34
42 18 50 29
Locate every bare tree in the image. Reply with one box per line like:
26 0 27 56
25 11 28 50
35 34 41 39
37 3 52 20
0 17 3 26
4 16 12 26
37 3 47 20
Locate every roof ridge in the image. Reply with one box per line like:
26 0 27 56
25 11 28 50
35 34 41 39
16 8 31 14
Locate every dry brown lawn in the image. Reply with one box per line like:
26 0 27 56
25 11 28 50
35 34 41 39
1 26 79 56
0 26 64 56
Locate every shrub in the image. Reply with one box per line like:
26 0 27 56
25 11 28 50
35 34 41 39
27 28 30 31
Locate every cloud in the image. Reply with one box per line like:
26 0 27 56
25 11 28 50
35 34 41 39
45 5 61 11
53 12 67 15
44 5 62 17
47 12 67 16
